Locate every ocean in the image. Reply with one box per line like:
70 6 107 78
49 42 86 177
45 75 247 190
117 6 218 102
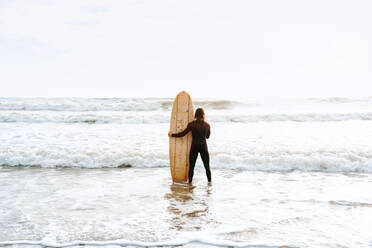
0 97 371 247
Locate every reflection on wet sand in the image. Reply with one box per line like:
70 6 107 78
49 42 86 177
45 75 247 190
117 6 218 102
164 183 214 231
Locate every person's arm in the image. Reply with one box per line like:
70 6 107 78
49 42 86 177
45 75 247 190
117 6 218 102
171 123 191 137
206 123 210 139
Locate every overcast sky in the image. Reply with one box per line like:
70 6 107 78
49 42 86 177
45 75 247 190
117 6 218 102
0 0 371 98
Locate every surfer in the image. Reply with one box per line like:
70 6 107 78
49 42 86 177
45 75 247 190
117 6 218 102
168 108 211 184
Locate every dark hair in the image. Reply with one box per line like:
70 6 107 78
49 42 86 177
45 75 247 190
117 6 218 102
194 108 205 121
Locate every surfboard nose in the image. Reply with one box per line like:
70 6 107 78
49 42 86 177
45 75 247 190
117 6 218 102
177 91 189 96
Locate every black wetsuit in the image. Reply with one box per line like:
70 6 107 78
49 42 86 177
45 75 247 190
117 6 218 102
172 119 211 183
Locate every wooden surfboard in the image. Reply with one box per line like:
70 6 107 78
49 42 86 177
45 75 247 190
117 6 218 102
169 91 194 182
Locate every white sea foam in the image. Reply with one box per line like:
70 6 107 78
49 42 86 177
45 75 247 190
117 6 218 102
1 146 371 172
1 167 371 247
1 97 372 124
0 120 371 172
1 111 372 124
0 237 292 248
0 98 241 112
1 96 372 112
0 97 372 172
1 97 371 248
0 98 164 111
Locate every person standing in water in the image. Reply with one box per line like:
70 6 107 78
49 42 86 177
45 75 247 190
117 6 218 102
168 108 211 184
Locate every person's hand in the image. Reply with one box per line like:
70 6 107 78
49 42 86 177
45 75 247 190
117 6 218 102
168 131 172 137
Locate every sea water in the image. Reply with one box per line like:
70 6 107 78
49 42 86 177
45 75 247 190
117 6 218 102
0 97 371 247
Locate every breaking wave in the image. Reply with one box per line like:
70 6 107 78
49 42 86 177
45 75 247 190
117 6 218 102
1 97 372 173
0 98 241 112
1 148 371 173
1 96 371 112
0 111 372 123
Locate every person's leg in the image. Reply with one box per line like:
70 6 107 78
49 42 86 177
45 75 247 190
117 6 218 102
188 146 198 183
200 148 211 182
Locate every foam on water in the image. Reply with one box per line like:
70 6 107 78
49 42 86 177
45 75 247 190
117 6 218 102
0 121 371 172
1 167 371 247
0 237 294 248
1 97 372 247
0 97 372 172
1 111 372 124
1 97 372 124
0 98 241 112
0 98 164 112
